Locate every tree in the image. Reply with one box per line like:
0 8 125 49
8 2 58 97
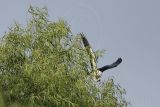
0 6 129 107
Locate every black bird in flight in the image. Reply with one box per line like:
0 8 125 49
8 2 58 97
80 33 122 81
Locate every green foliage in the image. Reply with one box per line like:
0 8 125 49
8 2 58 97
0 6 129 107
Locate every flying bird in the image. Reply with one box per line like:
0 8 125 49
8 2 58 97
80 33 122 81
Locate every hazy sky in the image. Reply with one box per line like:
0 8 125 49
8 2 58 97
0 0 160 107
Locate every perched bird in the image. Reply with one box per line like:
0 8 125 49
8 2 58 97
80 33 122 81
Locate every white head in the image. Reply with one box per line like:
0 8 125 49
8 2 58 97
92 70 102 82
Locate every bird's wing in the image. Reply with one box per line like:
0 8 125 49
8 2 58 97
98 58 122 72
80 33 97 71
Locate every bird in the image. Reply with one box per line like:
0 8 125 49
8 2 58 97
80 33 122 81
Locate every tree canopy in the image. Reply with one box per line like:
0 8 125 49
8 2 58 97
0 6 129 107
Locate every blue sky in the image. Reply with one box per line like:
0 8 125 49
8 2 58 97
0 0 160 107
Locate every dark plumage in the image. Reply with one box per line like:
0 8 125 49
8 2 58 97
81 33 91 48
80 33 122 81
98 58 122 72
80 33 97 70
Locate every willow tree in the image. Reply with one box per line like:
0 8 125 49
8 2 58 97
0 6 129 107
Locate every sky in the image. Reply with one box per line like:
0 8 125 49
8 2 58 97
0 0 160 107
